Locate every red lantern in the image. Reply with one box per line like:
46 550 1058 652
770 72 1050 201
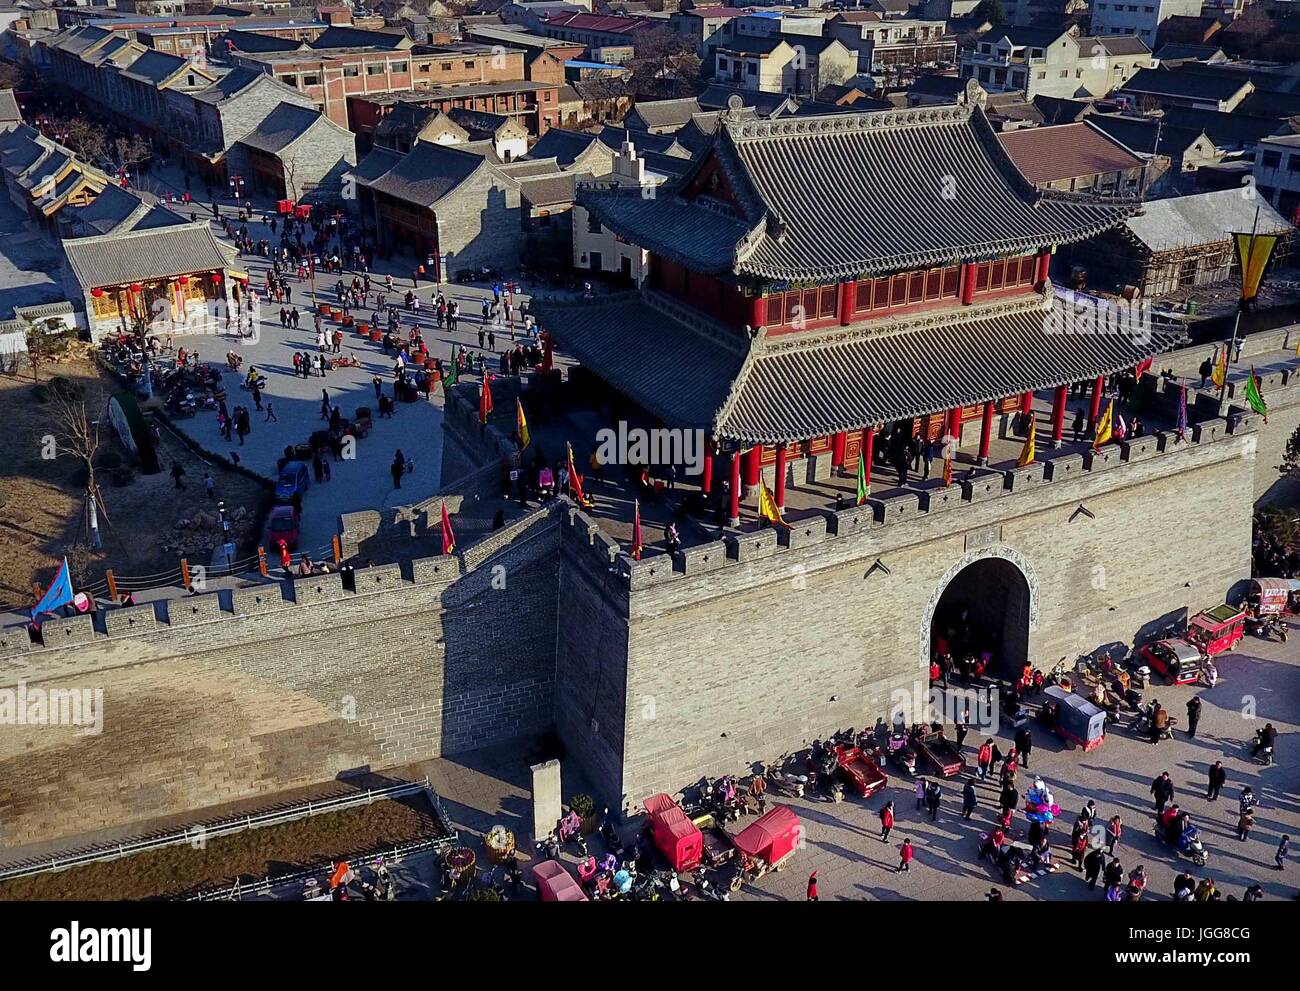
176 275 189 286
129 283 143 293
211 273 222 285
90 288 104 298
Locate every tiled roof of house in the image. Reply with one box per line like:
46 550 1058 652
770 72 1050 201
531 290 1178 444
1125 189 1289 253
358 140 487 207
0 89 19 124
581 105 1132 282
1119 66 1251 102
625 97 702 130
520 172 575 208
117 49 191 86
63 223 233 289
1087 114 1205 157
527 128 603 168
236 102 329 155
998 122 1144 185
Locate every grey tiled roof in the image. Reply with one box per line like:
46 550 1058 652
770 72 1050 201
63 223 233 289
1125 189 1289 254
193 68 265 104
68 183 150 236
237 102 327 155
533 290 1181 444
582 105 1132 282
520 172 575 208
625 97 702 130
118 49 190 86
528 127 602 167
0 89 19 124
361 141 486 207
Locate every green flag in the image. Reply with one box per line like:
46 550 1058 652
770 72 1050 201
1245 366 1268 420
444 345 458 387
856 452 869 505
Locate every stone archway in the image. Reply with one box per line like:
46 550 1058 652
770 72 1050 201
921 546 1038 680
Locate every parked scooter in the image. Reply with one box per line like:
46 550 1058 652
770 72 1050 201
765 756 807 798
692 870 730 901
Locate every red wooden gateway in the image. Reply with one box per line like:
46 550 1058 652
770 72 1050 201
533 98 1178 507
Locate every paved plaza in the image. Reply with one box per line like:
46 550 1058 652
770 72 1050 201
393 622 1299 901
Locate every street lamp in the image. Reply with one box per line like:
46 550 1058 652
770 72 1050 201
228 174 244 201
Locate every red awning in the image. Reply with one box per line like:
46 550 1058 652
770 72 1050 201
732 805 800 860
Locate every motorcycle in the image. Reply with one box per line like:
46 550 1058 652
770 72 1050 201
765 756 806 798
1130 704 1176 741
692 870 730 901
1154 821 1209 866
599 808 626 859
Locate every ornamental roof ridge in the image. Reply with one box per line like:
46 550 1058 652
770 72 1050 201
722 103 974 141
753 292 1054 358
642 288 753 358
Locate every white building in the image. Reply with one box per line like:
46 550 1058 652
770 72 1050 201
960 24 1152 100
1089 0 1203 48
572 138 663 284
1252 133 1300 223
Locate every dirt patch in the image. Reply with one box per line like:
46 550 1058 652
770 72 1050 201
0 356 270 608
0 791 445 901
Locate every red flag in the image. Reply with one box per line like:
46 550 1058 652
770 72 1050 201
631 500 643 561
440 503 456 555
566 442 593 508
479 374 493 424
1134 357 1153 381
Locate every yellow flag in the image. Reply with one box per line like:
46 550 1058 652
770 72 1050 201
1093 399 1113 449
758 478 787 528
516 398 530 450
1235 232 1280 303
1018 413 1036 467
1211 346 1227 388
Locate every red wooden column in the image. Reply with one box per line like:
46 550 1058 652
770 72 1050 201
1034 248 1052 289
837 281 853 326
1088 375 1105 433
728 450 741 525
959 262 977 304
978 400 995 466
701 437 714 495
1020 391 1033 414
831 431 847 469
743 444 763 492
775 444 788 508
749 294 765 331
947 406 962 445
1050 385 1068 447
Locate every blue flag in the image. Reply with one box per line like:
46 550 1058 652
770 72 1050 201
31 557 74 620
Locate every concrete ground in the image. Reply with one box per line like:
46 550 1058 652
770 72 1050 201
370 618 1299 902
0 193 67 320
144 169 577 556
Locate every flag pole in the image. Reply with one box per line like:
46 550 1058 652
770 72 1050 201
1221 205 1261 402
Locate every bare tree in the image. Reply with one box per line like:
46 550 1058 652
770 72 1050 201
627 27 702 100
110 134 152 183
62 117 108 163
48 383 110 550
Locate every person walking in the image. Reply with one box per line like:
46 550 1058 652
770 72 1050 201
925 781 942 822
1014 726 1033 769
1070 820 1088 869
1237 807 1255 842
1105 814 1122 856
1206 760 1227 801
897 838 913 873
390 453 404 489
265 402 277 423
962 778 977 820
1084 846 1105 890
879 801 894 842
1276 835 1290 870
806 871 818 902
250 379 262 411
203 472 215 500
1103 857 1124 899
914 776 927 810
955 705 970 749
320 389 331 421
1186 696 1202 738
373 375 384 401
1151 771 1175 815
1000 779 1019 813
977 739 993 781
